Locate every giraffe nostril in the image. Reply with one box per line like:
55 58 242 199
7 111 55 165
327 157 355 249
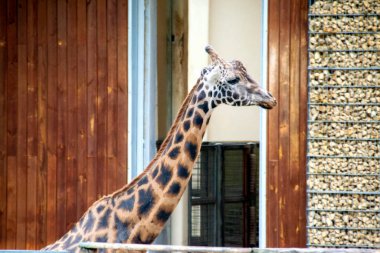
267 92 273 98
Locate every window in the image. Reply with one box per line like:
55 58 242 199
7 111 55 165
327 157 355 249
189 143 260 247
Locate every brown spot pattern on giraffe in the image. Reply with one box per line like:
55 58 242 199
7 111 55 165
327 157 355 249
40 46 276 253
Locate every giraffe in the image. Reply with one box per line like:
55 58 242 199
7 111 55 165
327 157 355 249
42 46 277 252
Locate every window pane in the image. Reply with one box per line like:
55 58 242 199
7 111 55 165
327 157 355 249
223 202 244 246
192 149 216 200
224 150 244 197
190 204 216 246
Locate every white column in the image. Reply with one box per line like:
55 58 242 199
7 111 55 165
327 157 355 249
259 0 268 248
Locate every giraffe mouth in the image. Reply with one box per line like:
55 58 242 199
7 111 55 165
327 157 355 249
259 103 273 109
258 99 277 109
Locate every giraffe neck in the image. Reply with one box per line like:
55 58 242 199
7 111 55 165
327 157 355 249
123 80 213 243
42 79 214 252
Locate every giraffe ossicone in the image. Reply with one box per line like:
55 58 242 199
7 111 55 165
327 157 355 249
42 45 277 253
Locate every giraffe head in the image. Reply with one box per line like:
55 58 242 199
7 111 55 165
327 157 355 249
201 45 277 109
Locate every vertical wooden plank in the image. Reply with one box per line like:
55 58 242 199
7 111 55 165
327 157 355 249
107 158 117 191
57 0 67 238
6 157 17 249
16 0 27 248
46 0 58 243
76 0 88 217
26 157 37 250
66 0 78 227
97 0 107 196
0 0 7 248
278 0 290 247
171 0 188 117
116 0 128 188
26 0 38 156
5 0 18 158
288 0 301 246
26 0 38 248
36 0 48 248
267 0 308 247
87 0 98 206
266 0 280 248
5 1 18 248
298 0 309 246
106 0 118 193
5 0 17 238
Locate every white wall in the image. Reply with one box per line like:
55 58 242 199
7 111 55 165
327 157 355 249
188 0 210 91
188 0 263 141
207 0 262 141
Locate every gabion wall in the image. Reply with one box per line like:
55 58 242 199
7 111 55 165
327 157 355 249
307 0 380 248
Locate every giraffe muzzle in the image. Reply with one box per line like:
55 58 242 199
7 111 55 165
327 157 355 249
259 92 277 109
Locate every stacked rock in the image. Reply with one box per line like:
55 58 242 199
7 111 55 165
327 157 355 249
307 0 380 248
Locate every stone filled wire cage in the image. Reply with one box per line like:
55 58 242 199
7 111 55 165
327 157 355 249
307 0 380 249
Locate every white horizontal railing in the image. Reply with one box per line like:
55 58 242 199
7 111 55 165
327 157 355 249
78 242 380 253
79 242 251 253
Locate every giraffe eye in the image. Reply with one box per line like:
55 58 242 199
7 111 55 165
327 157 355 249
227 77 240 85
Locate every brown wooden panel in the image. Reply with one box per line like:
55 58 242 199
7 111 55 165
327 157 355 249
1 0 129 248
106 0 118 193
36 0 48 248
298 0 309 247
117 0 128 189
26 157 37 249
267 0 280 247
56 0 68 237
46 0 58 243
86 0 98 206
5 3 18 246
6 0 18 248
6 157 17 248
288 0 301 246
76 0 88 218
97 0 107 197
0 0 7 248
16 0 27 248
267 0 308 248
66 0 78 228
87 157 98 207
26 0 38 248
278 0 291 247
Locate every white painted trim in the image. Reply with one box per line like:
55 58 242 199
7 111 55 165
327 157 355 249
127 0 134 182
259 0 268 248
144 0 158 169
127 0 157 182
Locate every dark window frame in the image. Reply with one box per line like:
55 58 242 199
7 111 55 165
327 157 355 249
188 142 260 247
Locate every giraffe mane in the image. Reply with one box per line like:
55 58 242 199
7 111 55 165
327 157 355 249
111 79 201 199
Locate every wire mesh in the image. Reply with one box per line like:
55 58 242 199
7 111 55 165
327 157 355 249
307 0 380 249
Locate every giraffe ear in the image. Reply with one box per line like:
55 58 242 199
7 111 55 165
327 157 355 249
205 65 221 84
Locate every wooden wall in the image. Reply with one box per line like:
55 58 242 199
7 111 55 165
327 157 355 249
266 0 308 247
0 0 128 249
